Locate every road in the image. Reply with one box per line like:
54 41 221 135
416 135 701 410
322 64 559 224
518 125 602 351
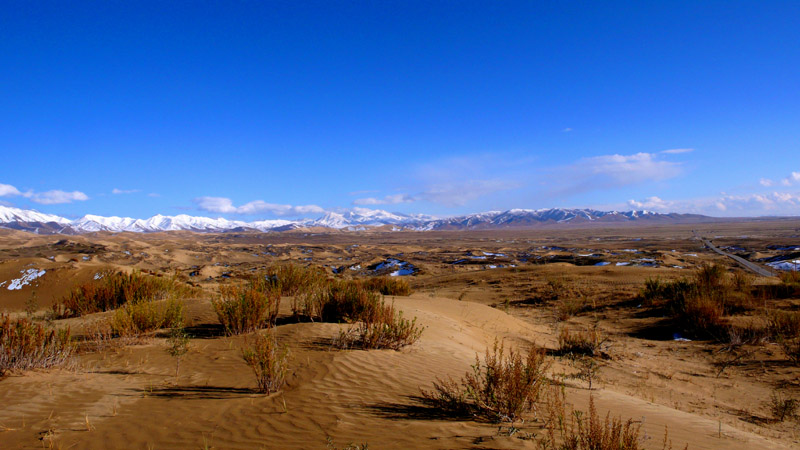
694 233 776 277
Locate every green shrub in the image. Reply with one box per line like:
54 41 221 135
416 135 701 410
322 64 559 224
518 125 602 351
212 283 280 335
242 330 288 394
0 315 72 376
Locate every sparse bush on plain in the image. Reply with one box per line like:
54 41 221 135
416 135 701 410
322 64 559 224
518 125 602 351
56 270 195 318
241 329 288 395
557 326 606 358
110 297 185 337
0 315 73 376
554 297 587 321
212 283 281 335
259 263 329 297
779 337 800 365
422 341 550 422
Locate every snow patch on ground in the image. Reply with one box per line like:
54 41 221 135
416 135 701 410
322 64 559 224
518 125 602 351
767 260 800 271
7 269 46 290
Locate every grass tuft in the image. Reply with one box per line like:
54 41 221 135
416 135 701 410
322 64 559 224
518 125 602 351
212 282 280 335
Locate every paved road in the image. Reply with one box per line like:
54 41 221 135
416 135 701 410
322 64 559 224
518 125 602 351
695 234 776 277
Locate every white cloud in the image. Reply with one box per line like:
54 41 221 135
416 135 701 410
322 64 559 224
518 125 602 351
194 196 325 216
112 188 140 195
0 182 89 204
660 148 694 154
353 194 415 206
148 193 161 198
760 178 774 187
24 190 89 205
0 183 22 197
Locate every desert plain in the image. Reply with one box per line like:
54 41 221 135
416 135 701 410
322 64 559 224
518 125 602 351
1 220 799 449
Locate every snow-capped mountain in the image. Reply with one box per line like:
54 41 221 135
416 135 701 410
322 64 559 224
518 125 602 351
0 205 71 225
0 204 709 235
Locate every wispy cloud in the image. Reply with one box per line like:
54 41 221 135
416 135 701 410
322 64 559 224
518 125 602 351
0 182 89 204
353 194 415 206
112 188 140 195
780 171 800 186
194 196 325 216
549 151 686 197
660 148 694 154
760 178 774 187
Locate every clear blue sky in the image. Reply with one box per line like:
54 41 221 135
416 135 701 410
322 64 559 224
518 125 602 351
2 1 799 219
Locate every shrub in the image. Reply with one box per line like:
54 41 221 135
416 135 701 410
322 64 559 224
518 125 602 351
779 337 800 365
540 390 657 450
110 298 185 337
166 327 190 380
258 263 328 297
297 280 383 323
768 390 798 422
335 303 423 350
56 270 194 318
680 294 725 336
557 327 606 358
241 330 288 394
0 315 73 376
422 341 550 422
780 270 800 286
554 297 587 321
213 283 281 335
766 310 800 339
359 276 412 296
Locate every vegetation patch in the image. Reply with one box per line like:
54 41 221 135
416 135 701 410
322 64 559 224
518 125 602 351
0 315 73 376
241 329 289 395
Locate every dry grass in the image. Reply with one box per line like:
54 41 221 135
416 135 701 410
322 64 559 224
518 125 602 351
422 341 550 422
0 315 73 376
259 263 329 297
213 282 281 335
241 329 289 395
297 280 384 323
55 270 195 318
766 309 800 340
768 390 798 422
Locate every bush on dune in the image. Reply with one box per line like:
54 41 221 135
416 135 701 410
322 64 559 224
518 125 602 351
0 315 73 376
213 282 281 335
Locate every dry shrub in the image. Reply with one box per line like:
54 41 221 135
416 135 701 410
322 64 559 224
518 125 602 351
779 337 800 365
780 270 800 286
213 283 280 335
0 315 73 376
56 270 194 318
241 329 288 394
557 327 606 357
359 276 412 296
110 298 185 337
538 388 677 450
298 280 383 323
555 297 587 321
680 294 725 336
259 263 329 297
767 310 800 339
422 342 550 422
335 303 423 350
768 390 799 422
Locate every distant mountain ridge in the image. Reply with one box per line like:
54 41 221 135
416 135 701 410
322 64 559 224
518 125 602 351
0 205 711 235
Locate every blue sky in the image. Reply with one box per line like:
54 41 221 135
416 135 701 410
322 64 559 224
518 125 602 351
1 1 799 219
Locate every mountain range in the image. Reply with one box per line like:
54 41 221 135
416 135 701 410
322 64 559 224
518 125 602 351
0 205 711 234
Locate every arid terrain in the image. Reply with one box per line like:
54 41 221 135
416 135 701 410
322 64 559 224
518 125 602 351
1 220 799 449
